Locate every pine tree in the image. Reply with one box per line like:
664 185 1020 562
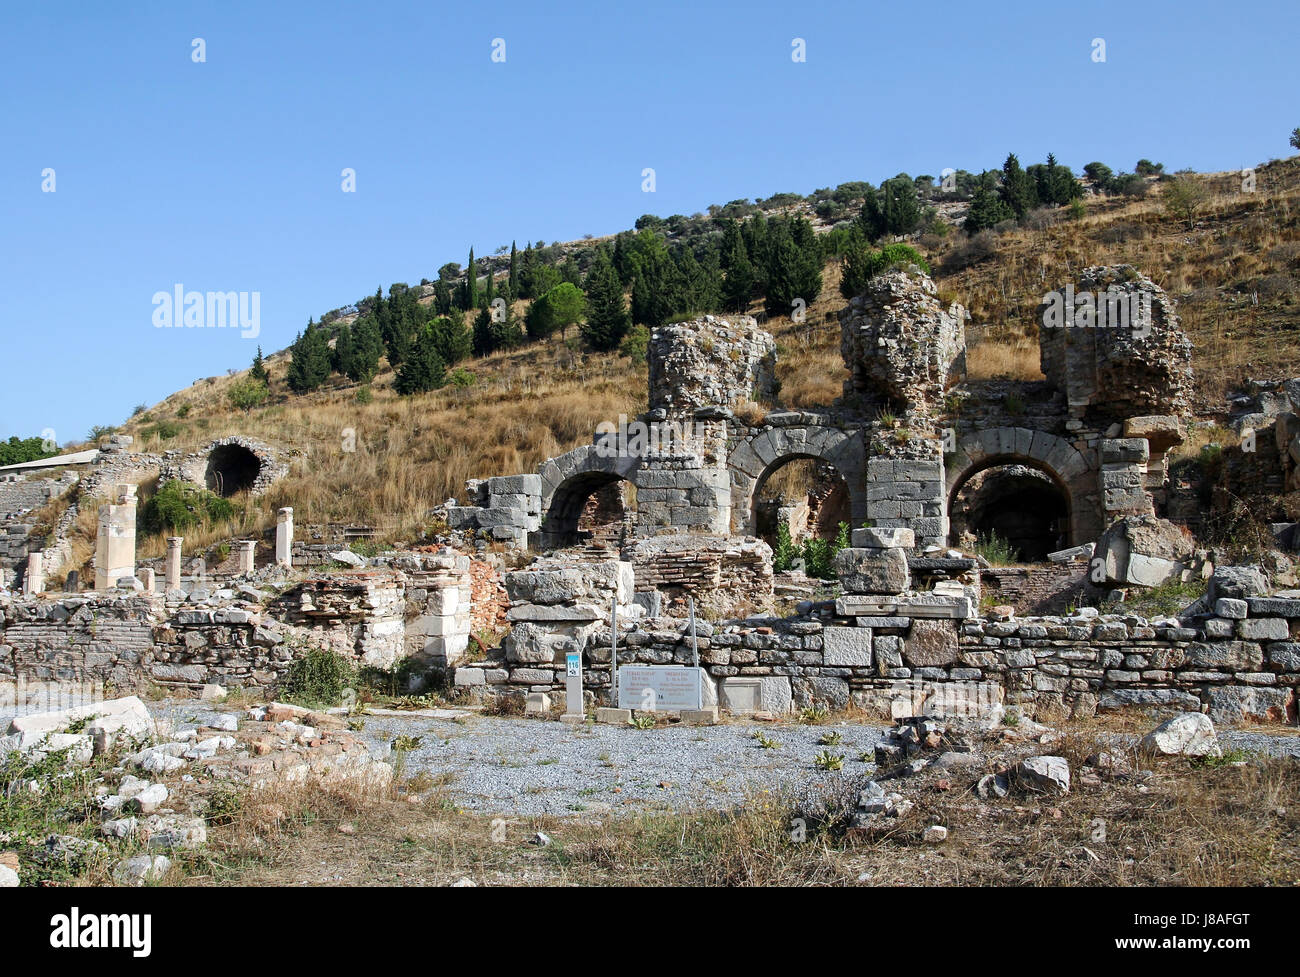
998 153 1037 218
429 314 471 364
472 307 495 357
720 221 756 312
250 346 269 385
349 316 383 381
581 252 630 351
507 241 519 301
394 324 447 395
286 319 331 393
964 170 1015 233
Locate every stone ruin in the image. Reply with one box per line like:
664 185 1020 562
4 263 1298 728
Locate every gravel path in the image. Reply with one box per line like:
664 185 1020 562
356 714 889 817
7 699 1298 819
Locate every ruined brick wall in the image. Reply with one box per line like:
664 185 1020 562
628 534 774 618
980 559 1095 615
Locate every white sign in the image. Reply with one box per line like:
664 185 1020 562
565 653 581 677
617 665 702 711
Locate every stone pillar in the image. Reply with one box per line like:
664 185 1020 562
24 551 44 596
65 569 79 592
165 537 183 591
139 567 156 593
275 507 293 568
0 568 11 591
238 540 256 574
94 484 138 591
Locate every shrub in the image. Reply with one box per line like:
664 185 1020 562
227 377 269 412
284 647 357 708
840 243 931 298
772 520 797 573
354 385 373 404
448 367 476 388
619 324 650 364
974 530 1018 566
138 480 236 534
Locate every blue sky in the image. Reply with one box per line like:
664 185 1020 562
1 0 1296 444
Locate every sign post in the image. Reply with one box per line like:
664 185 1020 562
563 650 584 722
688 597 701 708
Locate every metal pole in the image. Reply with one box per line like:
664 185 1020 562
610 594 619 706
689 596 701 709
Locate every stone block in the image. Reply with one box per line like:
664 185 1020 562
596 707 632 724
902 619 958 667
1237 618 1288 641
851 527 915 549
822 626 873 666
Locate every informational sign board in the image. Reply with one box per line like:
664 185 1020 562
564 652 583 717
617 665 703 711
565 653 581 677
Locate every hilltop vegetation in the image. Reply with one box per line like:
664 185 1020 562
49 148 1300 563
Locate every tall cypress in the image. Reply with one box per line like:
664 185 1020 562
466 248 478 310
507 241 518 301
581 252 630 351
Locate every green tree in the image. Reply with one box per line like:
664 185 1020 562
860 175 922 238
466 247 478 311
998 153 1038 218
840 242 930 298
286 319 332 393
964 170 1014 233
763 216 822 318
581 252 630 351
394 324 448 395
0 436 58 467
1291 127 1300 151
227 376 269 412
539 281 586 339
250 346 269 385
507 241 519 300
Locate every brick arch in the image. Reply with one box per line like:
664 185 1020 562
945 427 1099 547
727 426 866 535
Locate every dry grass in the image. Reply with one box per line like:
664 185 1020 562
156 719 1299 887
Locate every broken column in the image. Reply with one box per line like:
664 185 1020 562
165 537 183 591
237 540 256 574
275 507 293 568
94 484 137 591
23 551 44 596
139 567 156 593
405 551 474 679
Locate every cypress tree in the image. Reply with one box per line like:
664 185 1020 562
581 252 630 351
507 241 518 301
466 248 478 310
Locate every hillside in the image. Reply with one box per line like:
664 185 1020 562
40 155 1300 571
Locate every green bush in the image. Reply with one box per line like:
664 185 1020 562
284 647 357 708
619 324 650 364
138 480 236 535
141 420 182 442
772 521 797 573
840 243 931 298
802 521 850 580
974 530 1018 566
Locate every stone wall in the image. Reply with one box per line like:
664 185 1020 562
628 534 774 618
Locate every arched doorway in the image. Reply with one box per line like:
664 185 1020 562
752 456 852 550
949 462 1069 561
539 471 631 551
205 443 261 496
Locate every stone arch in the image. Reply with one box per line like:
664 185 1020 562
727 426 866 536
161 436 287 498
536 444 640 550
945 427 1099 550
